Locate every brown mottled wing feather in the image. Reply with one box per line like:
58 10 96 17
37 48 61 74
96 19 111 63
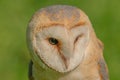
98 58 109 80
28 61 34 80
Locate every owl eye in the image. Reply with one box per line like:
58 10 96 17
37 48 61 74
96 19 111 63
49 38 58 45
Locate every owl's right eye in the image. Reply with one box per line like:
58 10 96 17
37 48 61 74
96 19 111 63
74 33 84 44
48 38 58 45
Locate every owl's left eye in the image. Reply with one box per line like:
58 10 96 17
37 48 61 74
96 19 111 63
48 38 58 45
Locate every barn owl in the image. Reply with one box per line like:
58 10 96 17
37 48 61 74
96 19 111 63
27 5 109 80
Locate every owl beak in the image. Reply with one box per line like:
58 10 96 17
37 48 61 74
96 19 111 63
60 45 73 69
59 36 74 69
59 53 69 69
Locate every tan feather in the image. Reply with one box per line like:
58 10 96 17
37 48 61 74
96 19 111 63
27 5 109 80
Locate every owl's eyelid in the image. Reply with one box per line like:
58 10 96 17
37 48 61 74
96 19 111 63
74 33 84 44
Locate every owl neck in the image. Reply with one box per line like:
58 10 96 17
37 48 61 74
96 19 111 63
32 61 64 80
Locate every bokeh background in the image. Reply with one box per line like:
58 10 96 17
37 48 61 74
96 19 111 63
0 0 120 80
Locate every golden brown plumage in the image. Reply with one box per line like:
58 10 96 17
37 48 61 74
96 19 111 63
27 5 109 80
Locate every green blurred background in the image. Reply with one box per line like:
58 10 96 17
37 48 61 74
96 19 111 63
0 0 120 80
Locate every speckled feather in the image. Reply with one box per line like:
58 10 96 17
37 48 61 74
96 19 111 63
27 5 109 80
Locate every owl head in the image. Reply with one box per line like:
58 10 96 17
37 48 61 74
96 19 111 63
27 5 99 73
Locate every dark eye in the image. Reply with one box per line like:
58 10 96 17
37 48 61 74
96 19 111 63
49 38 58 45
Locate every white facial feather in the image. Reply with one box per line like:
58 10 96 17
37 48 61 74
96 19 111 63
32 25 89 72
27 5 109 80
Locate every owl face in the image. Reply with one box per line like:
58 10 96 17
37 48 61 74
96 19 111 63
27 5 91 73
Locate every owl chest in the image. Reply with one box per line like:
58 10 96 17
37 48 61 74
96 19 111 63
32 65 62 80
33 72 82 80
32 66 83 80
32 68 82 80
32 64 101 80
